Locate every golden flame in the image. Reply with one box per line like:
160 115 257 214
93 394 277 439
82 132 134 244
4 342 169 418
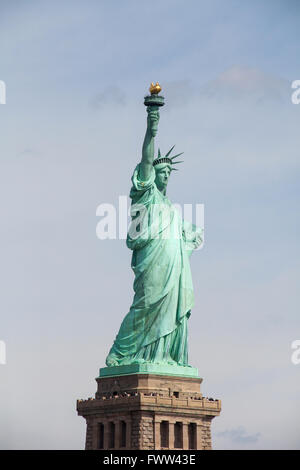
149 82 162 95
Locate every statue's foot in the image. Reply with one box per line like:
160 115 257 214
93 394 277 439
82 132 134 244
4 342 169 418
105 356 119 367
167 359 178 366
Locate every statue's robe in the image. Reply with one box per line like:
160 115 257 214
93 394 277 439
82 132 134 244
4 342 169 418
105 164 202 366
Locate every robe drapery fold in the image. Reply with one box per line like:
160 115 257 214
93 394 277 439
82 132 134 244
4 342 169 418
105 164 202 367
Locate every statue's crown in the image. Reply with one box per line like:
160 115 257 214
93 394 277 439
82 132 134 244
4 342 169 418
153 145 184 171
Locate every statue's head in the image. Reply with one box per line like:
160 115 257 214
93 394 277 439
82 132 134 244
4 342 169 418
153 146 184 193
154 162 172 192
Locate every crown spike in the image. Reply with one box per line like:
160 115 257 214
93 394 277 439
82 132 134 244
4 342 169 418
165 145 176 158
158 148 161 158
172 161 184 165
170 152 184 160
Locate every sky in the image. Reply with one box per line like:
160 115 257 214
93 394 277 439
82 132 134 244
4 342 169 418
0 0 300 449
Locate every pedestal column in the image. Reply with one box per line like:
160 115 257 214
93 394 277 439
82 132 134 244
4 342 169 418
169 421 175 450
182 422 189 450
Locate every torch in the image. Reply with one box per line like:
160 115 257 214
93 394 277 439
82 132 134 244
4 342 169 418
144 82 164 136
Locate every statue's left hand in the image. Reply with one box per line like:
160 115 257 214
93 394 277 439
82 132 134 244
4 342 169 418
193 232 203 248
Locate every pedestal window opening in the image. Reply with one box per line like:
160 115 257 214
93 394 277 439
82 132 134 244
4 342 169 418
120 421 127 448
97 423 104 449
108 422 115 449
160 421 169 448
174 422 183 449
188 423 197 449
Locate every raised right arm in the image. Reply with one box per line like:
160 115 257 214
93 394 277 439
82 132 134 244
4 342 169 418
139 106 160 181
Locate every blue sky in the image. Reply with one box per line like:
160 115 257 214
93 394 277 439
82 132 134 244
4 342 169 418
0 0 299 449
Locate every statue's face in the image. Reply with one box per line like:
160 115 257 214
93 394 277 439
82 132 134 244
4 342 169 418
154 163 171 192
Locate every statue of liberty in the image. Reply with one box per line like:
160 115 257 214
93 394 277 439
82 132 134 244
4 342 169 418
105 83 202 369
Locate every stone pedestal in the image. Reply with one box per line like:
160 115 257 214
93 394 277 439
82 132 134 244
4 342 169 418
77 373 221 450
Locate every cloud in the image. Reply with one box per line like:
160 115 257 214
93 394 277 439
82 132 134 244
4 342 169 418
200 65 289 103
216 426 261 444
89 87 126 110
17 148 41 158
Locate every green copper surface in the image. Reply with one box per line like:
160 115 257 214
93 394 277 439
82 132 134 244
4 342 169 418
104 90 202 373
144 94 165 107
100 363 199 378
